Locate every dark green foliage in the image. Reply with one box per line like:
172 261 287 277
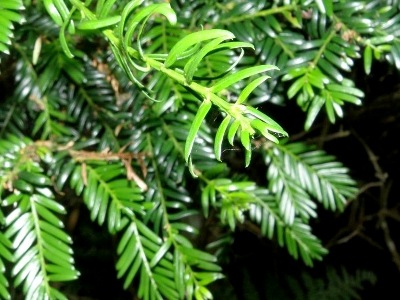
287 267 377 300
0 0 397 299
0 0 24 56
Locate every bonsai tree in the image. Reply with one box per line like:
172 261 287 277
0 0 398 299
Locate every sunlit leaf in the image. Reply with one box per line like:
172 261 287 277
165 29 235 68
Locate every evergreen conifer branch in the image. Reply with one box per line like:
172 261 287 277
1 0 398 298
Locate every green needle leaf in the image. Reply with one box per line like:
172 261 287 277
211 65 278 93
184 99 212 163
43 0 63 26
250 119 279 143
245 106 287 135
236 75 270 104
165 29 235 68
119 0 145 38
227 119 240 146
364 45 372 75
240 130 251 151
184 37 226 84
77 16 121 30
214 115 231 161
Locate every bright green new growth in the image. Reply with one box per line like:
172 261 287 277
1 0 398 299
